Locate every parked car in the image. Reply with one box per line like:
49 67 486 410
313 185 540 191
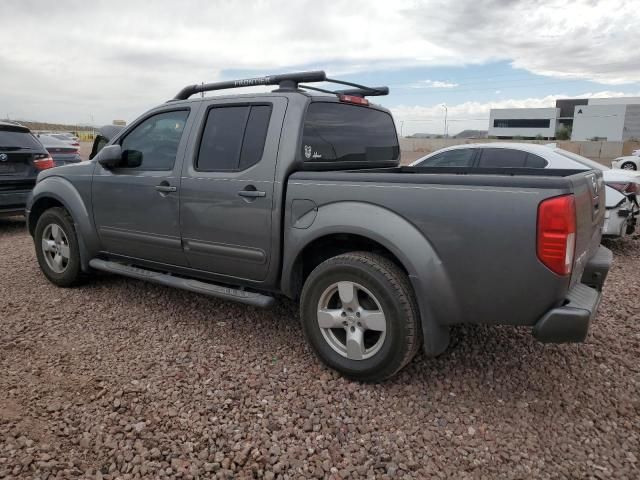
0 121 54 217
611 156 639 171
603 185 636 237
39 133 80 148
411 143 639 237
37 135 82 166
26 71 611 381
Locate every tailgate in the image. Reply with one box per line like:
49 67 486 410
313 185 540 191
568 170 604 286
0 150 36 178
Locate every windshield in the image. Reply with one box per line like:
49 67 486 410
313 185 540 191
301 102 399 164
554 148 608 171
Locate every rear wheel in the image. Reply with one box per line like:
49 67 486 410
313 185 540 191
621 161 637 171
300 252 421 382
34 207 84 287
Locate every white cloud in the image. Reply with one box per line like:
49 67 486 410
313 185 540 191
0 0 638 124
393 91 640 135
410 80 459 89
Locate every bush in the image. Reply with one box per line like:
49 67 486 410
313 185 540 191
556 125 571 140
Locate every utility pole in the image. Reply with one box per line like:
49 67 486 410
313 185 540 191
441 104 448 138
400 120 404 138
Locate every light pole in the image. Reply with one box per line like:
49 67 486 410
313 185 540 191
399 120 405 138
441 104 448 138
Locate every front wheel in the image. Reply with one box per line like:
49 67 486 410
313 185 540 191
621 162 637 171
300 252 421 382
34 207 84 287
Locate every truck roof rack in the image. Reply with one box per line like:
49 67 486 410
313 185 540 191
172 70 389 100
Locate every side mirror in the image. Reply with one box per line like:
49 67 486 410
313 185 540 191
97 145 123 168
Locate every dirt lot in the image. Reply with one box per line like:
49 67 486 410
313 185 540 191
1 218 639 479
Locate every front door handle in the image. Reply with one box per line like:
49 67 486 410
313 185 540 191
155 184 177 193
238 188 266 198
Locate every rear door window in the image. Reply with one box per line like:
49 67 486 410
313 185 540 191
418 149 475 167
478 148 527 167
196 104 272 172
301 102 399 164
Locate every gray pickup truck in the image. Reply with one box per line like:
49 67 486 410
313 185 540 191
26 71 612 381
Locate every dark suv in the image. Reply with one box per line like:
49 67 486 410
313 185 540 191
0 121 54 217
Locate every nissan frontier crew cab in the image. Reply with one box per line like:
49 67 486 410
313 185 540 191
27 71 612 382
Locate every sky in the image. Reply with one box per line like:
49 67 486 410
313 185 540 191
1 0 639 135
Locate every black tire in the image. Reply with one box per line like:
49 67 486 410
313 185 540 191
300 251 421 382
34 207 84 287
621 162 637 171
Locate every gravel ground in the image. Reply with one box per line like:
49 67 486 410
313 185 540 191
1 217 639 480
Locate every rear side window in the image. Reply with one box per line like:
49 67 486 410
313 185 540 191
301 102 399 165
0 129 43 150
478 148 548 168
418 149 475 167
196 105 272 172
525 153 548 168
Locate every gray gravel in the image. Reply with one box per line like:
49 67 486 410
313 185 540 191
1 216 639 479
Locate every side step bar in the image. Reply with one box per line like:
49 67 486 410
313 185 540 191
89 258 275 308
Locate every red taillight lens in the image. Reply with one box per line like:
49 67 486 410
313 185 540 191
33 154 55 170
338 94 369 106
537 195 576 276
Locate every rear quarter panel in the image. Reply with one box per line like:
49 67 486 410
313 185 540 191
284 172 584 328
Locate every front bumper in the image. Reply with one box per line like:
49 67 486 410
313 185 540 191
533 246 612 343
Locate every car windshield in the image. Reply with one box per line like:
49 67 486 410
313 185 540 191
554 149 608 171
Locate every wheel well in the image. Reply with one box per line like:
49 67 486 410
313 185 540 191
28 197 65 236
290 233 408 299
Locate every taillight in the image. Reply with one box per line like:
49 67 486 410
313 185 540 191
338 94 369 106
537 195 576 276
33 154 55 170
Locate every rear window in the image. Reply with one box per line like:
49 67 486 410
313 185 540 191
301 102 399 165
0 129 42 150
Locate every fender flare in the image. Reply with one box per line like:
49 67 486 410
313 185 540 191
28 176 99 272
282 201 459 356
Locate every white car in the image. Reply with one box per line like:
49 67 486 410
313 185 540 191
411 143 639 237
612 156 640 171
632 149 640 157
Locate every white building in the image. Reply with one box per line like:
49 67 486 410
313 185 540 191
488 97 640 141
488 108 559 139
571 103 640 141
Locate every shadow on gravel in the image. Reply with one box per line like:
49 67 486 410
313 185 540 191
0 216 27 234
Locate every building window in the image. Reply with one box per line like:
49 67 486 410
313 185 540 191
493 119 551 128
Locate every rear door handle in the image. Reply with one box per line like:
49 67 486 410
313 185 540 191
155 185 177 193
238 189 266 198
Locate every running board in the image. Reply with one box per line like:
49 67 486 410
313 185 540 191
88 258 275 308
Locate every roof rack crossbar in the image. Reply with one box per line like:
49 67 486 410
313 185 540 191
173 70 327 100
172 70 389 101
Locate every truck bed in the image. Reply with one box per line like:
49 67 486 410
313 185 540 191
285 167 604 329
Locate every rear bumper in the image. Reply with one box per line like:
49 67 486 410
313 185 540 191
533 246 612 343
0 189 30 217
